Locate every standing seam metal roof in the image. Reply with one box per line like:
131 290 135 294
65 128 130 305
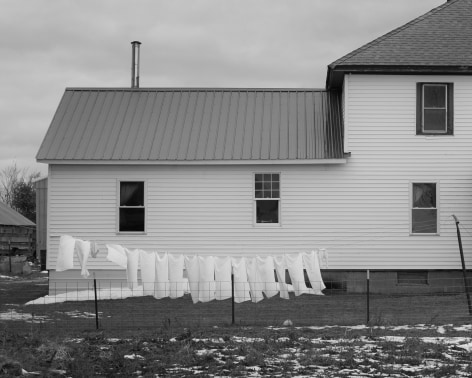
36 88 344 162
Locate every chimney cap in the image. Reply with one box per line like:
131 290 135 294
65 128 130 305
131 41 142 45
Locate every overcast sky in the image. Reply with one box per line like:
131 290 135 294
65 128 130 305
1 0 444 178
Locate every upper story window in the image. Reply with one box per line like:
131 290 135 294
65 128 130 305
416 83 453 135
119 181 145 232
411 182 437 235
255 173 280 224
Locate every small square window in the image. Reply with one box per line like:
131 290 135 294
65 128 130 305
254 173 280 224
119 181 145 232
417 83 453 135
411 183 437 234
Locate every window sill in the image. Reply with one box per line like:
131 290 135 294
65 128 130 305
254 223 282 228
409 233 440 236
116 231 147 235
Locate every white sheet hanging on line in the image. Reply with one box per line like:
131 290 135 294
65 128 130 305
198 256 216 303
56 235 76 272
139 250 156 296
125 249 140 290
285 253 309 296
246 257 264 303
256 256 279 299
214 256 232 300
154 252 170 299
302 250 326 295
273 255 290 299
231 257 251 303
168 254 185 299
184 255 200 304
56 235 93 278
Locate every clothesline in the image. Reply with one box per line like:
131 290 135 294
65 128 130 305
56 235 328 304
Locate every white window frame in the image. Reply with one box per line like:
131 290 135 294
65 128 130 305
117 180 147 234
410 181 439 236
253 172 281 227
422 83 448 134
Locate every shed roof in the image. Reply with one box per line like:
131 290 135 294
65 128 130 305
327 0 472 88
36 88 344 163
0 202 35 227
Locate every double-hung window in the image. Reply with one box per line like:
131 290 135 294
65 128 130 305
119 181 145 232
416 83 453 135
411 183 437 234
254 173 280 224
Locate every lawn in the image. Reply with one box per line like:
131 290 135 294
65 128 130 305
2 271 472 376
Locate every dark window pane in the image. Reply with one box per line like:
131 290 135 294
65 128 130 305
424 85 446 108
263 182 271 190
424 109 446 132
272 173 280 181
272 182 279 190
120 208 145 232
256 200 279 223
413 183 436 208
120 182 144 206
255 174 262 183
263 174 271 181
272 190 280 198
255 190 262 198
412 209 437 233
255 182 262 191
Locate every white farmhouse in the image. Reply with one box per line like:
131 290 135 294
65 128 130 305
37 0 472 293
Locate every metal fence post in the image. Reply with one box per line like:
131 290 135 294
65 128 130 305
93 273 99 329
231 273 235 325
366 270 370 324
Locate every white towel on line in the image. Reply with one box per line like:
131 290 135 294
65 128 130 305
56 235 76 272
184 255 200 304
74 239 91 278
106 244 128 268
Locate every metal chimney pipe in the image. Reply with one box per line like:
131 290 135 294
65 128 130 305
131 41 141 88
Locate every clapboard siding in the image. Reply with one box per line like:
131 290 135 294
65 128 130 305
46 74 472 272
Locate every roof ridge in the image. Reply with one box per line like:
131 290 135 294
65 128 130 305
330 0 458 67
64 87 331 92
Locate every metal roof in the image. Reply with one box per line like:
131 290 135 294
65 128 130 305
0 202 35 227
327 0 472 88
36 88 344 162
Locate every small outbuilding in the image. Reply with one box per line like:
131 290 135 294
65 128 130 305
0 202 36 274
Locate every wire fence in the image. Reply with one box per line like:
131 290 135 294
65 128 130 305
2 275 472 335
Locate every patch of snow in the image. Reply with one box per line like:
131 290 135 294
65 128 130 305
0 309 50 322
124 354 144 360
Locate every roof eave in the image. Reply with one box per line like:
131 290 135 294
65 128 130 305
327 64 472 90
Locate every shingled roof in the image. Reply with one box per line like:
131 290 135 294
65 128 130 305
36 88 345 163
327 0 472 89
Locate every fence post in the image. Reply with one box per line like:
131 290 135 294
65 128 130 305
93 273 99 329
452 215 472 315
231 272 235 325
366 270 370 324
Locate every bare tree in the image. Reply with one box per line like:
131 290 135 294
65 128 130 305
0 163 41 221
